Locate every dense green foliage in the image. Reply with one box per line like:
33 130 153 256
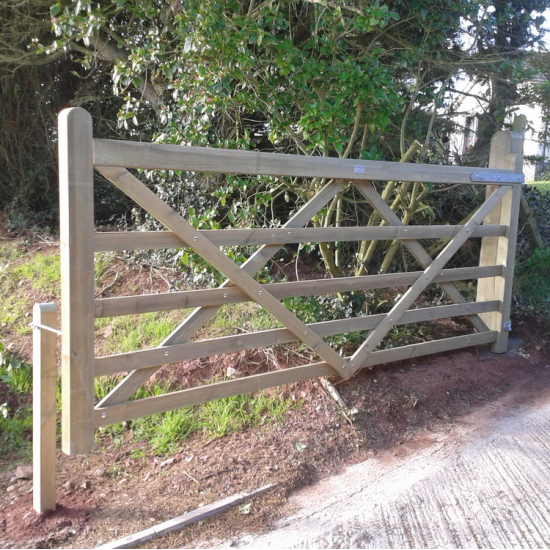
1 1 548 233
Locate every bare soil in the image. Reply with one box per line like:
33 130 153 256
1 238 550 549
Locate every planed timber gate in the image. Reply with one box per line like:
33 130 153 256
49 108 525 468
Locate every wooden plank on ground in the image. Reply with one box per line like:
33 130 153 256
93 138 521 185
96 179 348 407
96 484 276 549
93 224 506 251
94 265 502 318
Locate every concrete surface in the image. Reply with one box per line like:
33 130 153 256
230 387 550 549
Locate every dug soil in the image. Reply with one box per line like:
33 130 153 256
2 317 549 549
1 239 549 549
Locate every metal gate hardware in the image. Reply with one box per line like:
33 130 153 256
471 172 524 184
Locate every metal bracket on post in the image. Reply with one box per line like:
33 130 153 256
503 321 512 332
471 172 524 184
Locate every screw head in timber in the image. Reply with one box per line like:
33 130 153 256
304 331 308 335
101 412 106 418
223 292 228 298
342 364 346 369
192 235 198 241
287 231 292 237
258 290 263 295
164 350 170 356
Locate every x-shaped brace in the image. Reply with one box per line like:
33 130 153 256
95 167 352 395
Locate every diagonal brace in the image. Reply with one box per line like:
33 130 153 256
95 167 351 378
350 184 511 370
352 180 490 334
96 175 348 407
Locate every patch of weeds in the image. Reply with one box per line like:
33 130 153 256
133 408 199 454
206 302 282 336
94 374 299 454
95 311 184 355
0 250 60 333
0 343 32 394
199 388 298 439
10 253 60 295
0 405 32 459
129 448 147 460
0 241 23 262
0 342 33 459
381 323 430 348
95 252 117 283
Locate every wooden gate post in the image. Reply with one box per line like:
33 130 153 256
33 303 57 513
59 107 95 454
477 130 524 353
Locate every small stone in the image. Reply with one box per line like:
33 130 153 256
6 485 16 493
63 480 74 491
15 465 33 479
118 478 128 484
94 468 106 478
226 366 240 378
80 481 90 489
9 476 17 484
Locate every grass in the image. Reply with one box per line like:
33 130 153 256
529 181 550 194
0 240 302 462
95 376 298 455
95 311 185 356
0 342 33 460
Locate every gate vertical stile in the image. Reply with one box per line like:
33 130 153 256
477 130 524 353
59 108 96 454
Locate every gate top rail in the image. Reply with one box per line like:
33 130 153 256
93 138 524 185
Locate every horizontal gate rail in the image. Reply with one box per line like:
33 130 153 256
93 138 521 185
93 225 507 252
95 300 501 377
94 331 498 428
56 107 524 454
94 265 502 317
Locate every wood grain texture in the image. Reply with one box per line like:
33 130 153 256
93 225 506 252
59 107 95 455
95 179 347 407
33 303 57 513
93 138 521 184
94 265 502 318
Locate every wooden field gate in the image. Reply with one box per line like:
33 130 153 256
54 107 525 458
